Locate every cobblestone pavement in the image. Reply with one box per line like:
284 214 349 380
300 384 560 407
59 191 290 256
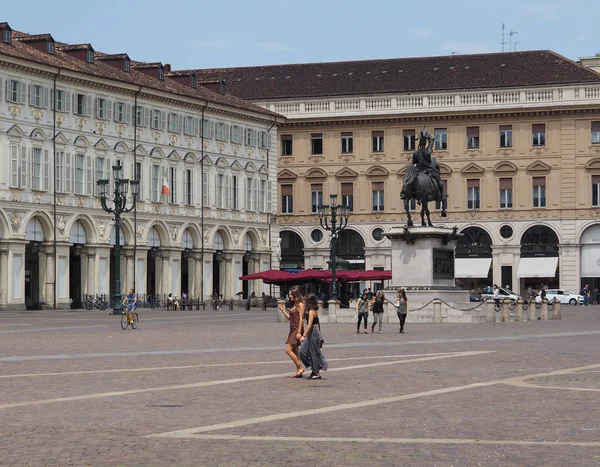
1 306 599 466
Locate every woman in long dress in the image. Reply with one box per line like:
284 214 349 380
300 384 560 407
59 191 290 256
299 294 327 380
278 287 304 378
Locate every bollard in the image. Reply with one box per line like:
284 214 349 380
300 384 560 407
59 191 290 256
202 301 206 310
540 299 548 320
485 300 495 323
528 299 537 321
551 299 561 320
515 299 523 322
328 299 338 323
276 299 286 323
432 299 442 323
501 300 510 322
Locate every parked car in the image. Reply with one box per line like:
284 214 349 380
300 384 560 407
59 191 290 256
535 289 583 306
480 286 521 302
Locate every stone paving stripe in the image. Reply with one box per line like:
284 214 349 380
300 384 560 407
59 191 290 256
2 330 599 362
177 434 600 448
0 352 456 379
0 324 29 327
0 351 489 410
148 361 600 438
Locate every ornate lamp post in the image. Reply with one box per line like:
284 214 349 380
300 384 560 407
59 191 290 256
97 161 139 315
318 194 350 300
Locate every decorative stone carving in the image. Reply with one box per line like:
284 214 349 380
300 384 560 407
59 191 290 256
280 156 295 165
136 128 143 141
590 145 600 154
232 229 240 244
533 209 548 217
8 105 21 119
232 144 239 155
434 151 448 160
217 142 225 154
9 191 22 203
169 224 179 241
98 219 106 238
309 155 324 164
369 153 385 162
259 150 267 160
56 216 67 235
203 139 209 150
8 211 23 232
340 154 355 163
56 113 65 127
169 133 178 146
186 136 193 148
498 149 514 158
76 118 86 130
34 193 42 204
76 196 85 208
136 222 146 239
247 147 253 158
261 230 268 245
467 149 482 158
151 131 161 142
276 238 282 261
499 210 515 218
56 195 64 206
115 123 125 137
531 147 547 157
31 109 42 123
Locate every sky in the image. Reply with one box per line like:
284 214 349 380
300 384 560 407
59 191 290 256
3 0 600 70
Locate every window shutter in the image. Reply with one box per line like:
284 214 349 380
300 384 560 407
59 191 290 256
202 171 209 207
64 91 71 113
178 115 183 133
106 100 113 121
224 175 230 208
125 103 132 124
499 125 512 131
193 117 200 137
160 111 166 130
20 147 28 188
281 184 293 196
28 84 33 105
71 93 76 113
532 123 545 133
593 175 600 184
224 124 230 141
267 181 272 212
372 181 384 191
86 156 93 195
18 82 26 104
43 149 50 191
532 176 545 187
0 79 2 101
341 182 353 195
65 153 72 193
499 178 512 190
85 95 92 117
466 127 479 137
162 166 168 201
210 120 215 138
144 107 150 126
95 98 101 118
592 121 600 132
467 179 480 188
172 167 178 202
10 144 19 188
4 80 8 101
42 87 49 109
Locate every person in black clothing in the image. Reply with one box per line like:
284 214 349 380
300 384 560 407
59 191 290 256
370 291 387 333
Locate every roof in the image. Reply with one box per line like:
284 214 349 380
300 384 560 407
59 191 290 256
0 25 279 118
57 44 93 52
95 53 130 61
182 51 600 100
133 62 163 69
15 33 53 42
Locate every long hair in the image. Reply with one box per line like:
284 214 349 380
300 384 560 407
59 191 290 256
397 288 408 302
290 287 304 304
376 290 384 301
304 293 319 311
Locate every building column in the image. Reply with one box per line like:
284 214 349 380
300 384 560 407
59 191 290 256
193 252 202 299
55 243 71 309
123 248 135 292
43 245 55 308
161 251 170 295
0 243 9 307
94 245 112 298
86 248 96 296
8 241 27 310
134 248 148 296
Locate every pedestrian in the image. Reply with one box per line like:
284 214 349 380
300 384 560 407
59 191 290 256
366 287 374 300
299 294 327 380
527 286 533 301
181 291 187 299
395 288 409 333
583 284 590 306
492 284 500 307
370 290 387 333
356 291 369 334
168 293 180 310
278 287 304 378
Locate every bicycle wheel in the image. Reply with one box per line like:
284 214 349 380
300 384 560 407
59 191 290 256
98 300 107 310
121 313 128 330
84 301 93 310
131 313 139 329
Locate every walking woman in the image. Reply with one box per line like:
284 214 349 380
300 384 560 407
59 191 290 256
300 294 328 380
371 290 387 333
395 288 409 333
356 291 369 334
278 287 305 378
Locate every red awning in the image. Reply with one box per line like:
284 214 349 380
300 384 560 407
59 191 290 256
240 269 391 284
239 270 296 284
333 270 392 282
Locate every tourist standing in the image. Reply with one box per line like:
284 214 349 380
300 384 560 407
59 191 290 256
300 294 327 380
395 288 409 333
278 288 304 378
356 291 369 334
370 291 387 333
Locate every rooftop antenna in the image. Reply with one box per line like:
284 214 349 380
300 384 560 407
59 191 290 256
514 41 519 52
509 29 518 52
501 23 507 52
451 51 458 55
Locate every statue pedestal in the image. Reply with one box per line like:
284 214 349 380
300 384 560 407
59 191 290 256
382 226 483 323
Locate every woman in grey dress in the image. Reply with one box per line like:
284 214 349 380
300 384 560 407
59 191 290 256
299 294 327 380
396 288 409 333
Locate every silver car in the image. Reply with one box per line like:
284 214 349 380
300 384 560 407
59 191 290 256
480 286 521 302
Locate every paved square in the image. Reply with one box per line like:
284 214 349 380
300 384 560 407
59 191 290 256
1 307 600 466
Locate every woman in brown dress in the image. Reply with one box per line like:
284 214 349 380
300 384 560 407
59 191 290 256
278 287 304 378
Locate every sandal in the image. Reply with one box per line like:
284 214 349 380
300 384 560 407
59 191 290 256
289 370 304 378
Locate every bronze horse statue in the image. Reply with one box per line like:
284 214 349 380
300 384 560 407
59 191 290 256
401 129 447 227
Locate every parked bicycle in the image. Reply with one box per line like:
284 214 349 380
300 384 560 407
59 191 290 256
84 295 108 310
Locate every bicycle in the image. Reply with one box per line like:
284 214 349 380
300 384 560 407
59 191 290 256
84 295 108 310
121 308 138 330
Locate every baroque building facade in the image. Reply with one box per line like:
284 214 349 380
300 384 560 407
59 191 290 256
0 22 280 310
191 51 600 297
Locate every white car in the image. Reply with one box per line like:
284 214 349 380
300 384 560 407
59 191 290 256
480 286 521 302
536 289 583 306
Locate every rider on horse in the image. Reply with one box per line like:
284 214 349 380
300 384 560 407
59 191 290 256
401 128 444 203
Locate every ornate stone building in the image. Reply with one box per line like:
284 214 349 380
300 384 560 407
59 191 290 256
191 51 600 297
0 22 280 310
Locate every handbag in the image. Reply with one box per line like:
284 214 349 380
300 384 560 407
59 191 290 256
318 323 325 348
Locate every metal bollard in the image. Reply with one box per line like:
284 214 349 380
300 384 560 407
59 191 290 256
540 300 548 320
515 299 523 322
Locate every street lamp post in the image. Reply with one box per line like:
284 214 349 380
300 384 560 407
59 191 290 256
97 161 139 315
318 194 350 301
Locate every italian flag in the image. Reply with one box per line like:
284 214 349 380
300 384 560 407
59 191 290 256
161 177 171 196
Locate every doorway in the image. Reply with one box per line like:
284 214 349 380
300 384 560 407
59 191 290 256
69 245 83 308
25 243 41 310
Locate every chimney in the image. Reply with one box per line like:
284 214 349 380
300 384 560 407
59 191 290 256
219 79 226 95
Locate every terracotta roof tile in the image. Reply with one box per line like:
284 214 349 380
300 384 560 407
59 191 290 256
181 51 600 100
58 43 93 52
96 53 129 61
133 62 162 69
0 28 279 118
16 33 53 42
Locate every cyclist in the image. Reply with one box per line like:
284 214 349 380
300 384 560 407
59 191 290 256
122 288 138 324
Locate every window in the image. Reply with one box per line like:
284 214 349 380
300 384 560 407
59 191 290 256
245 177 253 211
75 154 85 195
232 175 239 209
372 228 384 241
184 116 199 136
281 184 293 214
259 131 268 149
54 89 69 112
168 113 182 133
115 102 131 123
124 59 130 72
9 144 22 188
372 182 384 211
95 98 111 120
216 174 224 208
74 93 91 116
47 40 54 54
190 74 197 89
591 122 600 144
169 167 177 204
252 178 258 211
86 50 94 63
341 182 354 211
30 85 49 108
202 119 215 139
434 128 447 150
311 133 323 155
152 109 166 130
151 165 160 202
372 131 384 153
31 148 43 190
244 128 257 146
280 135 293 156
499 125 513 148
203 172 209 207
499 178 513 209
532 176 546 208
466 127 480 149
2 29 11 44
467 179 480 210
55 150 65 193
216 122 229 141
592 175 600 207
532 123 546 146
500 225 513 239
230 125 242 144
158 67 164 81
7 80 26 104
311 183 323 213
259 180 266 211
311 229 323 242
341 132 353 153
96 157 106 184
403 129 415 151
136 106 149 126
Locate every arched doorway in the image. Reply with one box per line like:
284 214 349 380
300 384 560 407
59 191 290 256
580 224 600 295
69 220 87 308
336 229 365 303
147 227 161 296
455 227 493 293
518 225 559 293
279 231 304 270
213 231 225 298
25 217 44 310
181 229 194 296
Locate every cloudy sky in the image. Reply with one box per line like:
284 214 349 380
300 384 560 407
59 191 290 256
4 0 599 69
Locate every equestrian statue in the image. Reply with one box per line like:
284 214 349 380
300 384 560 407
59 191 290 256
400 128 447 227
